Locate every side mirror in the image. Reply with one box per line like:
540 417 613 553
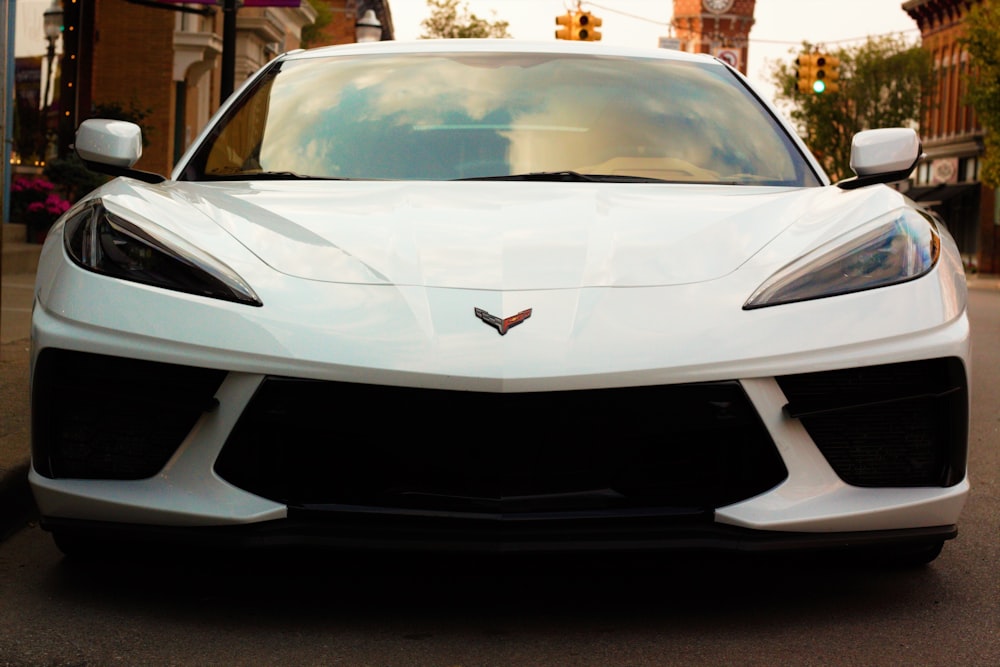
838 128 921 190
75 119 165 184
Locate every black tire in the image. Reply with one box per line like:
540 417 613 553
876 540 945 567
51 530 116 560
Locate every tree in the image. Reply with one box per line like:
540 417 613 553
420 0 511 39
91 100 154 147
300 0 334 49
961 2 1000 188
771 36 933 181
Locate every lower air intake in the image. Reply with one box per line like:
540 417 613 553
32 349 225 480
778 358 967 487
215 378 788 514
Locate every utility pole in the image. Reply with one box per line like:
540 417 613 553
0 0 15 355
1 0 14 224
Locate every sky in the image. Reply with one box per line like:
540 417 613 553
389 0 921 100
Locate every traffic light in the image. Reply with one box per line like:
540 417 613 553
555 12 573 40
795 53 818 94
813 54 830 94
813 54 840 93
575 11 602 41
796 52 840 95
555 11 602 41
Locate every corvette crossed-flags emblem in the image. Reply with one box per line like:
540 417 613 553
474 307 533 336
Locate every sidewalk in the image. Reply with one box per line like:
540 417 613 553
1 264 999 541
966 272 1000 291
0 337 32 540
0 272 34 539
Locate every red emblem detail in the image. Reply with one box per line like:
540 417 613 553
474 307 533 336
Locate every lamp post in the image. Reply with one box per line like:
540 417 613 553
355 9 383 43
42 0 63 111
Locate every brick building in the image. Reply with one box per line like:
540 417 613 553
903 0 998 273
58 0 394 177
671 0 756 75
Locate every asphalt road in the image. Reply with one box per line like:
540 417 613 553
0 289 997 666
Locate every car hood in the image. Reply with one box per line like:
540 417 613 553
121 180 880 291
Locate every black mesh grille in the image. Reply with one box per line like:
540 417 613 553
215 378 788 514
32 349 226 480
778 358 967 487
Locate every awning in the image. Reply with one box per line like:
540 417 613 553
904 183 981 205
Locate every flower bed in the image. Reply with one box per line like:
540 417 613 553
10 177 71 243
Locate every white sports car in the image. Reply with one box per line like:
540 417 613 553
29 40 969 563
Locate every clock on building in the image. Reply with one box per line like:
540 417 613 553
703 0 735 13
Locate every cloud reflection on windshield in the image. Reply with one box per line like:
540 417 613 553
215 53 806 184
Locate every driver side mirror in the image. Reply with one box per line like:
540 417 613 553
75 119 165 184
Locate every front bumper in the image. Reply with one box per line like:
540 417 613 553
38 513 957 554
28 242 972 544
30 350 971 540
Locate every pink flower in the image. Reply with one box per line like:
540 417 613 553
44 193 70 215
12 177 56 194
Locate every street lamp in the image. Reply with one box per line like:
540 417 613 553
42 0 63 109
355 9 382 43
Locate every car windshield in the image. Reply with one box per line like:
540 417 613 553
183 51 820 186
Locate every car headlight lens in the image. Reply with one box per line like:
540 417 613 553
63 202 262 306
744 207 940 309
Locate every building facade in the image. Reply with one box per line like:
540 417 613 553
671 0 756 75
903 0 998 273
57 0 394 177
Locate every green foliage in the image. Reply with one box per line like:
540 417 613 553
772 36 933 182
43 153 108 202
92 100 154 147
420 0 511 39
300 0 333 49
35 99 152 206
12 92 47 164
961 3 1000 188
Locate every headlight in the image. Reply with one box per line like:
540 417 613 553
63 201 262 306
744 207 940 309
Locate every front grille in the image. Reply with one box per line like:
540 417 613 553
214 378 788 515
32 349 226 480
778 358 967 487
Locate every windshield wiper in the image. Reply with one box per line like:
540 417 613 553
456 171 670 183
205 171 351 181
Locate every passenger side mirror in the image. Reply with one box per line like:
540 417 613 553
837 128 921 190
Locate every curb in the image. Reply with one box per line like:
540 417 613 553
967 276 1000 290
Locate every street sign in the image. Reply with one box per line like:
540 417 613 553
714 48 740 69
